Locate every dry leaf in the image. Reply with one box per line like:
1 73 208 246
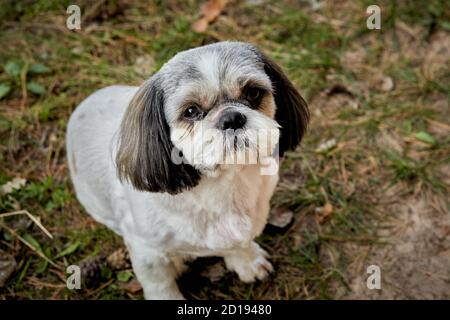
192 0 227 33
316 202 333 223
119 278 142 293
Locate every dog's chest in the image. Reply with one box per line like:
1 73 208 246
162 166 278 254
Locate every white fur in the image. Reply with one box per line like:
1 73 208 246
170 105 280 172
67 86 279 299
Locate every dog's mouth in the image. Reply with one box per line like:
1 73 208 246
175 121 280 170
219 127 277 166
222 129 250 152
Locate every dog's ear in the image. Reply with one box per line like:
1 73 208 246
116 76 201 194
261 53 309 156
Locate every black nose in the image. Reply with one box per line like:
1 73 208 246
217 112 247 130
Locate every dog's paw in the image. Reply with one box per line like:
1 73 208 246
224 243 273 283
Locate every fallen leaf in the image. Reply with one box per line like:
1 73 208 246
4 61 21 79
315 202 333 223
27 82 46 95
415 131 437 145
192 0 227 33
0 84 11 100
0 249 17 287
119 278 142 293
29 63 50 74
438 249 450 257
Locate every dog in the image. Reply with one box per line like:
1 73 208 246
66 41 309 299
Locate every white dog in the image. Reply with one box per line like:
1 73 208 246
66 41 308 299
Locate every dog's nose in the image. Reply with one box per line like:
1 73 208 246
217 112 247 130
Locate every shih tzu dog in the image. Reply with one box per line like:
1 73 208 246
66 41 309 299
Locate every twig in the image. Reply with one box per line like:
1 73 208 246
319 234 381 243
0 210 53 239
20 61 28 108
0 221 60 269
0 221 58 267
27 276 66 288
89 279 115 298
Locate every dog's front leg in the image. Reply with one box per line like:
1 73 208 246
223 241 273 283
128 247 184 300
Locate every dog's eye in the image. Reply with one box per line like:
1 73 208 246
183 105 203 120
245 87 265 105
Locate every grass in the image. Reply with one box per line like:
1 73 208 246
0 0 449 299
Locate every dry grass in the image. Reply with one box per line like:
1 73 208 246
0 0 449 299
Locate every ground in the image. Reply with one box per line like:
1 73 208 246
0 0 449 300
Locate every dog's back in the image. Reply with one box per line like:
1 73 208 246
66 85 138 234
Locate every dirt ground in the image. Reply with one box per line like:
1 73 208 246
0 0 449 299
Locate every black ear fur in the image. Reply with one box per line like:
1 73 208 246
116 76 201 194
261 53 309 156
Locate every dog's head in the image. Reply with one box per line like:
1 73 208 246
116 42 309 194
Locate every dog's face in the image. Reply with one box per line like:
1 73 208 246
165 43 281 173
116 42 309 194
